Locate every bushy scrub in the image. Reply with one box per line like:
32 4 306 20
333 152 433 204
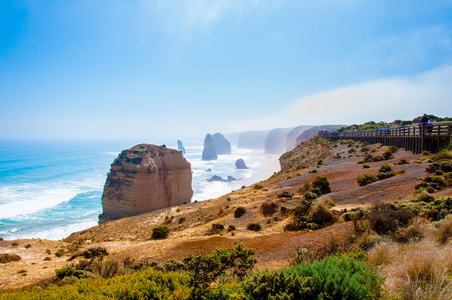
378 164 396 180
311 176 331 194
152 225 170 239
5 268 192 300
357 174 378 186
282 256 383 300
368 202 413 235
245 270 312 299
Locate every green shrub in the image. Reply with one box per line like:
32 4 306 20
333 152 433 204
152 225 170 239
54 249 65 257
357 174 378 186
304 191 317 200
332 251 368 261
379 164 392 173
308 169 318 174
282 256 384 300
254 184 263 189
311 176 331 194
348 148 357 154
389 145 398 153
178 216 186 224
245 270 312 299
383 150 393 160
363 164 370 169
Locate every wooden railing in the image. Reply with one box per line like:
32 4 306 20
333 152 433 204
318 121 452 154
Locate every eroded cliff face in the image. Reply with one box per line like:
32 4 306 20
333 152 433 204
98 144 193 224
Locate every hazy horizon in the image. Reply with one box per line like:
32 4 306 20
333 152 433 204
1 1 452 141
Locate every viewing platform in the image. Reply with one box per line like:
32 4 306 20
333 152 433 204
318 121 452 154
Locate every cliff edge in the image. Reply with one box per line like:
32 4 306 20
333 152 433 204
98 144 193 224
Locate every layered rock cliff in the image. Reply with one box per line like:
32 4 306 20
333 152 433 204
202 134 218 161
264 127 293 155
98 144 193 224
286 125 312 151
212 133 231 155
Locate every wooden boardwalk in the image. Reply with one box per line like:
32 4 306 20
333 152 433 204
319 121 452 154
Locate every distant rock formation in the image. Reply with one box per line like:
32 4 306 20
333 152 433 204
286 125 312 151
98 144 193 224
177 140 186 154
207 175 239 182
235 159 248 169
265 128 293 155
212 133 231 155
295 125 344 145
237 130 269 149
202 134 218 161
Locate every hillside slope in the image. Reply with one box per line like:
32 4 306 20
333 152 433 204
1 137 451 291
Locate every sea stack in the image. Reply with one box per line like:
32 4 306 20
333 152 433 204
177 140 186 154
98 144 193 224
235 158 248 169
212 133 231 155
202 134 218 161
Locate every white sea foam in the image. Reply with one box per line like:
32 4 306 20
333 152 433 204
0 176 105 220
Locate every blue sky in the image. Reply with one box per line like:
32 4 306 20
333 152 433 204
1 0 452 141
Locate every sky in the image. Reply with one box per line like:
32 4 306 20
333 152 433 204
1 0 452 142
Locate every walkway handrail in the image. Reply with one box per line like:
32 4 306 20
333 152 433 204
318 121 452 154
319 121 452 139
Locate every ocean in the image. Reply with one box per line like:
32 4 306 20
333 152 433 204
0 139 279 240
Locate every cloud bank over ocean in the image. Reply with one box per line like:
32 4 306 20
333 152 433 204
228 65 452 131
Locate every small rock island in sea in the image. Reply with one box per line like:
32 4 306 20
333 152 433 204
98 144 193 224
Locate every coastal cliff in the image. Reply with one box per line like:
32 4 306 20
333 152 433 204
98 144 193 224
264 127 293 155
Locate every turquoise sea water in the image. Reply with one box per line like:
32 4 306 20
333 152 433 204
0 139 279 240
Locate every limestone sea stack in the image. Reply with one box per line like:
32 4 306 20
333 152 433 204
177 140 186 154
212 133 231 155
202 134 218 161
235 158 248 169
98 144 193 224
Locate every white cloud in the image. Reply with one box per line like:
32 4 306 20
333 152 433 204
227 65 452 131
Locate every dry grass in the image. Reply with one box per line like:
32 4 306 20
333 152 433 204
436 215 452 244
394 217 432 243
367 242 396 268
376 236 452 299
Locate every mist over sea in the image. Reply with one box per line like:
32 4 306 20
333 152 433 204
0 139 279 240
